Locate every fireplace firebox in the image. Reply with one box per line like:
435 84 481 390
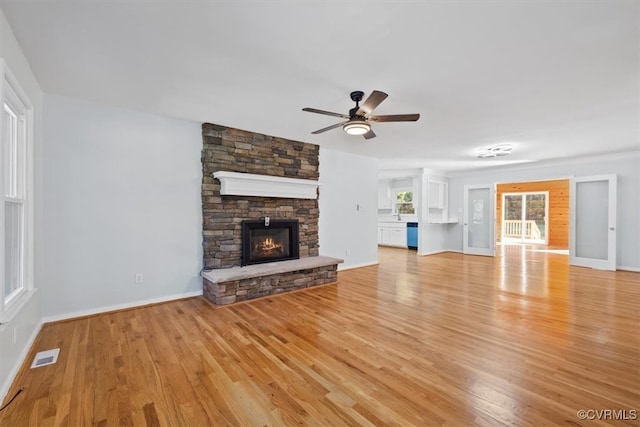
241 219 299 266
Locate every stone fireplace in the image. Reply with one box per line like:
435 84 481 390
200 123 342 305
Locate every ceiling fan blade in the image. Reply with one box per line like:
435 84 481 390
356 90 388 116
363 129 376 140
302 107 349 119
369 113 420 122
311 121 348 134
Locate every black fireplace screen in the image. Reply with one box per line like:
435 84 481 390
241 219 299 266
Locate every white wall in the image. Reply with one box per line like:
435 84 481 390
445 151 640 270
43 94 203 320
418 171 450 256
0 7 43 401
319 148 379 270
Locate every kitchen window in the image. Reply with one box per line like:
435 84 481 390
395 189 415 214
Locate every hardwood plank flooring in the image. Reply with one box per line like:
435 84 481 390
1 246 638 426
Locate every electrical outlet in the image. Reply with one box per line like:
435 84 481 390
135 273 144 284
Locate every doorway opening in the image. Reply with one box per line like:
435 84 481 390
496 179 569 251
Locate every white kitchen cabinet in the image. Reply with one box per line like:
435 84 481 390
428 180 447 209
378 222 407 248
378 180 392 209
425 179 457 223
387 227 406 246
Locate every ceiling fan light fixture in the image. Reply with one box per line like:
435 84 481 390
304 90 418 139
343 120 370 135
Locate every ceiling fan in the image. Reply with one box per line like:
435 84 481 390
302 90 420 140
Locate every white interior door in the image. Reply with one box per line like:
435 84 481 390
463 184 495 256
570 175 617 270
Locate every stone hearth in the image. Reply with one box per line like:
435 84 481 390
202 256 343 305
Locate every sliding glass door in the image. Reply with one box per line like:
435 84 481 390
502 192 548 244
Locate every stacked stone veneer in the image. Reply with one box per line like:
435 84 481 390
202 123 319 268
203 266 337 305
201 123 338 305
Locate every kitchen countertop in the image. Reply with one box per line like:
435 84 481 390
378 215 419 224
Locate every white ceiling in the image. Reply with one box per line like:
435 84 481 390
1 1 638 172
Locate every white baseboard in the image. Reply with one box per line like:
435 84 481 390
338 261 379 271
42 290 203 324
418 249 448 256
418 249 462 256
617 266 640 273
0 319 43 403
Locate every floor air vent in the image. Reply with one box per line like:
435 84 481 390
31 348 60 368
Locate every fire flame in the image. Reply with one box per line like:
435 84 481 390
253 236 285 257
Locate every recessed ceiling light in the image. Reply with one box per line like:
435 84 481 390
476 143 513 158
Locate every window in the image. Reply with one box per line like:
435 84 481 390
1 60 34 323
395 190 415 214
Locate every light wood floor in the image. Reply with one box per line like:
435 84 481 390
1 246 638 426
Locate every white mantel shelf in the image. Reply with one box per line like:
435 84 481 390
213 171 321 199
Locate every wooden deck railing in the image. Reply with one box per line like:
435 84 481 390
503 220 541 240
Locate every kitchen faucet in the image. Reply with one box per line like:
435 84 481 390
397 211 402 221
